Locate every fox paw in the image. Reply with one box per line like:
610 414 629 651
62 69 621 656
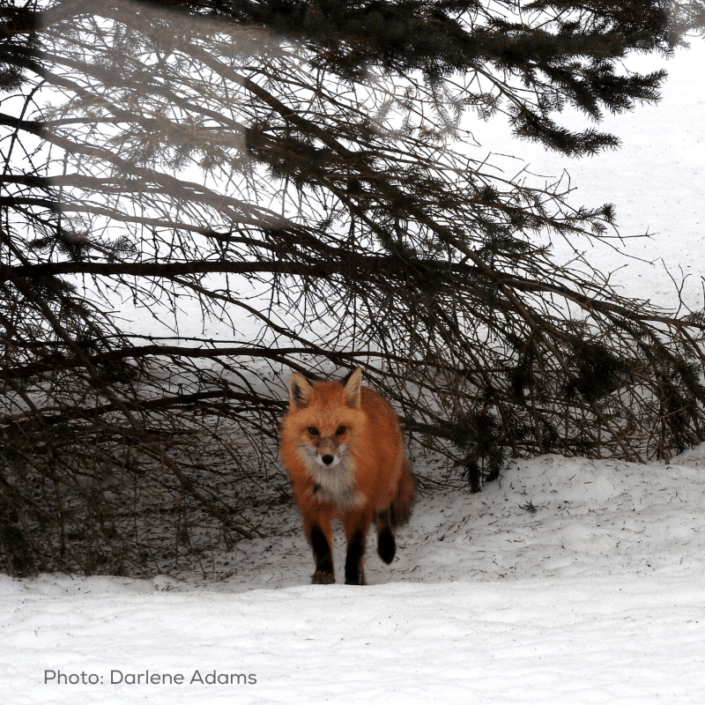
311 570 335 585
344 571 366 586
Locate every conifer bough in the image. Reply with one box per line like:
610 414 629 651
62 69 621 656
1 0 705 575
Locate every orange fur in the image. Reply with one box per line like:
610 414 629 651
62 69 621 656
279 369 415 585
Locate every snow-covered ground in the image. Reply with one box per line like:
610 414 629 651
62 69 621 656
4 450 705 703
3 34 705 705
477 40 705 313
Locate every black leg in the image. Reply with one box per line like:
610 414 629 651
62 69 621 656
345 528 366 585
310 524 334 584
377 526 396 564
376 508 396 564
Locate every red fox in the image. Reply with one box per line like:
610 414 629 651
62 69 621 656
279 369 415 585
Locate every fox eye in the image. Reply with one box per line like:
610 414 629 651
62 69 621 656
308 426 319 436
336 426 346 435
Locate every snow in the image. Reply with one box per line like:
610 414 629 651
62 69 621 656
476 41 705 311
4 31 705 705
4 453 705 703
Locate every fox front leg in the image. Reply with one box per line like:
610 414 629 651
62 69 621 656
344 527 367 585
309 524 335 584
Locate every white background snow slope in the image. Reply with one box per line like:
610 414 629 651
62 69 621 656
3 40 705 705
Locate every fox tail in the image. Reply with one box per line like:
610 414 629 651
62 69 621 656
391 458 415 528
376 460 415 565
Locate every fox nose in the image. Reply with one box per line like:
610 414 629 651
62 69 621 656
321 454 335 466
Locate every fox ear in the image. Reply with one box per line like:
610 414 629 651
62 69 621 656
343 368 362 408
288 372 314 409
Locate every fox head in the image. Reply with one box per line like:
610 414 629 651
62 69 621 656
286 369 364 474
